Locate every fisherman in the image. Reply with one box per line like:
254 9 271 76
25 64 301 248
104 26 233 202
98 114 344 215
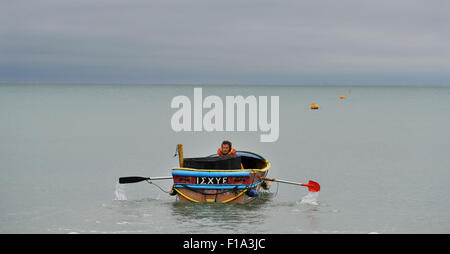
217 140 236 156
218 140 244 169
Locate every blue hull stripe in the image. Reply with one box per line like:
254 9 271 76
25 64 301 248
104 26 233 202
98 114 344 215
172 170 250 177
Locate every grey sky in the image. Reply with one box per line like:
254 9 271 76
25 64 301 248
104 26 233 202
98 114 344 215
1 0 449 84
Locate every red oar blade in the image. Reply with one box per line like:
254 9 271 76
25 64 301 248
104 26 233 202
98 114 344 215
301 180 320 192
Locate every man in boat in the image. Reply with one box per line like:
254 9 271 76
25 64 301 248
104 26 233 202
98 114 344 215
217 140 237 157
218 140 244 169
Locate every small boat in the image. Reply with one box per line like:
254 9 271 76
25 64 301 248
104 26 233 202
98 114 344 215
170 148 271 204
119 144 319 203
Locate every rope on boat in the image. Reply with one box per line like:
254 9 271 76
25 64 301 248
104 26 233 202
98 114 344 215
146 180 170 194
221 189 248 203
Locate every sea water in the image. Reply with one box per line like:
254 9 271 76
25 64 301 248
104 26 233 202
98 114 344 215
0 83 449 233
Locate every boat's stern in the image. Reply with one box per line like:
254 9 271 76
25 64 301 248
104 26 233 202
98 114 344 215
170 150 270 203
170 168 264 203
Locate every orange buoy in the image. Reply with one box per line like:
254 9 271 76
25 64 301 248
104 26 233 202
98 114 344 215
339 94 345 99
310 103 319 110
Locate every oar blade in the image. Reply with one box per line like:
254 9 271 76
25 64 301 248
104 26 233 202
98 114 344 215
119 176 150 184
301 180 320 192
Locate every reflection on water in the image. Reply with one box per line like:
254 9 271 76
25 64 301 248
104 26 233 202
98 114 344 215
101 190 329 233
169 193 274 233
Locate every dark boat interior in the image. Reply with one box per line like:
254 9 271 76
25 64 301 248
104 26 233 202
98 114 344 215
183 151 267 170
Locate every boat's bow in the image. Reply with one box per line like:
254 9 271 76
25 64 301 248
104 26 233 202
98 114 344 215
170 151 270 203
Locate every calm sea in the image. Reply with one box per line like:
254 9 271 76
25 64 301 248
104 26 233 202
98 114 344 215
0 83 449 233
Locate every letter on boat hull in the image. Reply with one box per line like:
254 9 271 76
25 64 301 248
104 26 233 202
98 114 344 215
171 151 270 203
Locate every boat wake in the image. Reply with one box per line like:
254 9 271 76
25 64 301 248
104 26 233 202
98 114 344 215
114 182 127 201
299 192 319 205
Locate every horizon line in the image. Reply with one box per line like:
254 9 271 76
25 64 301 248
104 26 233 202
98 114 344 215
1 81 449 88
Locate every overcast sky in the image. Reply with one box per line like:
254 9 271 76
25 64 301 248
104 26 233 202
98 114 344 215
1 0 449 85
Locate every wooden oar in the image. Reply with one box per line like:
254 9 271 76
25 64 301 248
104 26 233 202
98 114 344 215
262 177 320 192
119 176 172 184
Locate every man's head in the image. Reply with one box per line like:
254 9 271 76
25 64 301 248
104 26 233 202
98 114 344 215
221 140 232 155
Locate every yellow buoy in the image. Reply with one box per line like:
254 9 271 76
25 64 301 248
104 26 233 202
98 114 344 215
339 94 345 99
310 103 319 110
